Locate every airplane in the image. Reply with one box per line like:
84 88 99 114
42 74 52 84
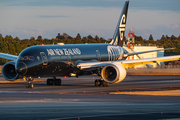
0 1 180 88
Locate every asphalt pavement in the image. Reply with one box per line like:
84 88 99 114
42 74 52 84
0 75 180 120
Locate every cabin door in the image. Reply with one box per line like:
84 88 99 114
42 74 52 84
40 52 48 65
96 50 101 61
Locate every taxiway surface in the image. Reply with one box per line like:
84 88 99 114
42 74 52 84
0 75 180 120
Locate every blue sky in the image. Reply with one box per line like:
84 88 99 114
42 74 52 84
0 0 180 40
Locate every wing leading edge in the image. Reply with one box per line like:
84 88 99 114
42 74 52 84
0 53 18 61
77 55 180 69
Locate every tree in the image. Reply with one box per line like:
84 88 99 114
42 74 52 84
95 35 100 42
14 42 21 54
30 37 35 41
166 35 169 39
87 35 93 39
63 33 68 39
161 35 166 41
149 34 153 40
75 33 81 40
0 33 2 38
170 35 177 40
14 37 20 41
8 43 15 54
56 33 61 40
99 37 107 43
67 36 73 40
37 36 43 40
178 35 180 40
82 37 88 43
136 36 143 41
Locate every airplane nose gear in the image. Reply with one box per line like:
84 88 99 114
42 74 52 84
26 77 34 88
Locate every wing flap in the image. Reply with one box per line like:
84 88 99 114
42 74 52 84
0 52 18 61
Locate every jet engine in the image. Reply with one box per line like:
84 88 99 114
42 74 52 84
2 61 22 81
101 63 126 84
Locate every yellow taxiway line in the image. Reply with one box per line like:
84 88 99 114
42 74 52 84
109 90 180 96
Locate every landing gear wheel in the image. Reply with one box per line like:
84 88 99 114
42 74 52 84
95 79 109 87
26 83 29 88
95 79 101 87
30 83 33 88
26 77 34 88
54 79 61 86
47 79 52 85
102 81 109 87
47 78 61 86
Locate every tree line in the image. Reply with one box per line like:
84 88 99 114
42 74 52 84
134 34 180 56
0 33 179 65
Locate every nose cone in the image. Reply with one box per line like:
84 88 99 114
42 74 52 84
16 62 27 75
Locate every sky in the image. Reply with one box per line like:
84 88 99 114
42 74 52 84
0 0 180 40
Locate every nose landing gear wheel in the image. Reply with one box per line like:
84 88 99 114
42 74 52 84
26 77 34 88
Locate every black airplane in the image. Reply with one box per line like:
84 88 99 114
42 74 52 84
0 1 180 88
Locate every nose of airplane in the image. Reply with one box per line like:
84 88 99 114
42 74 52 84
16 62 27 76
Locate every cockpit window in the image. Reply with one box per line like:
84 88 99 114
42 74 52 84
21 56 35 61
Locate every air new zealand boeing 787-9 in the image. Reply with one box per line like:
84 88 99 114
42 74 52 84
0 1 180 88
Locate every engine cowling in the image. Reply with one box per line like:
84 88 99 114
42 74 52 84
2 61 22 81
101 63 126 84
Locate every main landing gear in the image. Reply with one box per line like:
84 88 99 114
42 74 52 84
47 77 61 86
26 77 34 89
95 79 109 87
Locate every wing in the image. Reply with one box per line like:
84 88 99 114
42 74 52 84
0 52 18 61
124 48 174 57
121 55 180 68
77 55 180 69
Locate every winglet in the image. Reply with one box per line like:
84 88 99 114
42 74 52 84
110 1 129 47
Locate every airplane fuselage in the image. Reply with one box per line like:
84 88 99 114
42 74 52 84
15 43 124 77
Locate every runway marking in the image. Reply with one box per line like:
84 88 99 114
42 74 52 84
110 90 180 96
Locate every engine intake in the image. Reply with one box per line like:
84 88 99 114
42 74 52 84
2 61 22 81
101 63 126 84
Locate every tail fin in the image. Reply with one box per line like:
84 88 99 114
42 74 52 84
110 1 129 47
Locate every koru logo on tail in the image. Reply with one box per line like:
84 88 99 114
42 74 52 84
120 14 126 28
119 14 126 41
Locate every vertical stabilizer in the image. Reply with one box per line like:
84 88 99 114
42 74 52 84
110 1 129 46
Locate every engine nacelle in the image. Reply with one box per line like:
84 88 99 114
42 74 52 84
101 63 126 84
2 61 22 81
